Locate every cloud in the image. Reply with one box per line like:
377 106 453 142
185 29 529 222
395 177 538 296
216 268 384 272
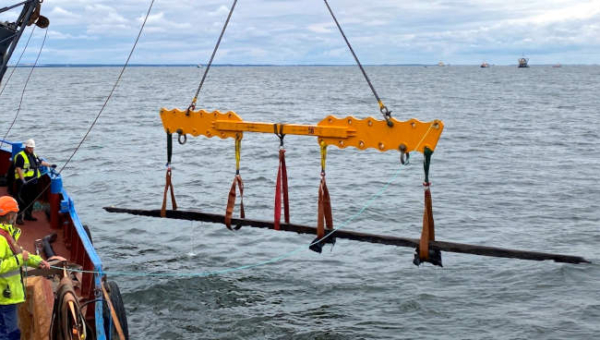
307 22 334 34
2 0 598 64
48 7 80 20
208 5 231 17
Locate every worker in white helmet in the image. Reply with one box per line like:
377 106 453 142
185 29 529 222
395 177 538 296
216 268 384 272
13 139 55 225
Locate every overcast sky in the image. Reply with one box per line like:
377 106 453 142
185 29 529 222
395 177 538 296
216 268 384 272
2 0 599 65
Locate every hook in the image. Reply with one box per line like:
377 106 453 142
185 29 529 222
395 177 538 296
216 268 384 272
380 105 394 127
399 144 409 165
177 130 187 145
274 123 285 148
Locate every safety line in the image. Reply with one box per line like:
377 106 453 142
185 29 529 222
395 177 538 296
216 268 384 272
56 0 155 175
0 26 35 98
413 122 435 153
0 28 46 150
49 166 404 278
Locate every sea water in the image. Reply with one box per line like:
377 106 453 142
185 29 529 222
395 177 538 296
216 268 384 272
1 65 599 339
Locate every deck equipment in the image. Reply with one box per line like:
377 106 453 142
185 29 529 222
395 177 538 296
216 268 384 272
149 0 449 266
159 109 444 264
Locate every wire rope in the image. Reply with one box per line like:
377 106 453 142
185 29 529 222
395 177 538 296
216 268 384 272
188 0 238 111
0 27 46 150
0 26 36 98
322 0 393 125
56 0 155 175
17 0 156 216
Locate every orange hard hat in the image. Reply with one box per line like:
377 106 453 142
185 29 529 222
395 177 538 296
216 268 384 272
0 196 19 216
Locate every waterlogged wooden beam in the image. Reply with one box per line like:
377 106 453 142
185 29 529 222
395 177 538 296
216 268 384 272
103 207 590 265
159 108 444 153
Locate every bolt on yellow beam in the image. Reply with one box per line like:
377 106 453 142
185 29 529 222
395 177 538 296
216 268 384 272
160 108 444 153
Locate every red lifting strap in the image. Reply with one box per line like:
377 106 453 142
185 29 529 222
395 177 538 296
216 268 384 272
161 168 177 217
317 174 333 239
225 174 245 230
274 149 290 230
419 183 435 260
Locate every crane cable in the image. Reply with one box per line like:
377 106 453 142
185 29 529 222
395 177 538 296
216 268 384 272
0 26 36 98
56 0 155 175
322 0 393 126
18 0 156 217
0 27 46 150
187 0 238 112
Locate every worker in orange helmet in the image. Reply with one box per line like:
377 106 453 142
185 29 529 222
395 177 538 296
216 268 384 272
0 196 50 340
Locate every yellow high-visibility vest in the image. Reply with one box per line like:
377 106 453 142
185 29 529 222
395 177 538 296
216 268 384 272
14 150 40 179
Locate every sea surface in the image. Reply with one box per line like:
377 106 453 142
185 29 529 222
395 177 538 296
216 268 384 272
1 65 599 339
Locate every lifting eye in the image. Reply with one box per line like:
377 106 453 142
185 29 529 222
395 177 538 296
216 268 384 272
178 133 187 145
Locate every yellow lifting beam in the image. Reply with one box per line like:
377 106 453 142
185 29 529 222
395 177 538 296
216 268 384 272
160 108 444 153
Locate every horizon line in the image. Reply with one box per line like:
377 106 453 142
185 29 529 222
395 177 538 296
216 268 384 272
6 63 596 67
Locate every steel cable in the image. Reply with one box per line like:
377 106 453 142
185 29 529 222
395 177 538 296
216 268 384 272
18 0 156 216
0 27 46 150
0 26 35 98
323 0 393 125
188 0 238 111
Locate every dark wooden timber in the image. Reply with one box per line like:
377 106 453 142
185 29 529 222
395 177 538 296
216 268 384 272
103 207 591 264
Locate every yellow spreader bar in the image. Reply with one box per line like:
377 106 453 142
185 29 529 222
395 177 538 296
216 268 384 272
160 108 444 153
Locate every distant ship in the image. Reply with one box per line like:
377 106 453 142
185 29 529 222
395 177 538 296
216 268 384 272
438 61 445 67
552 63 562 68
518 57 529 68
480 62 490 68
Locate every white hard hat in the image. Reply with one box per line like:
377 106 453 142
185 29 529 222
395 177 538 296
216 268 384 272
25 139 35 148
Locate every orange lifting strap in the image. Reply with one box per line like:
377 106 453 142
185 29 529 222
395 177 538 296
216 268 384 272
317 173 333 239
414 147 442 267
161 133 177 217
224 135 245 230
274 125 290 230
309 142 335 253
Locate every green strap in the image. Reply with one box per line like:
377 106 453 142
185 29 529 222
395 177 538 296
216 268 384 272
423 147 433 183
167 132 173 164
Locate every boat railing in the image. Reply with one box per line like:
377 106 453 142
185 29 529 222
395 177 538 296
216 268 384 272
0 140 107 339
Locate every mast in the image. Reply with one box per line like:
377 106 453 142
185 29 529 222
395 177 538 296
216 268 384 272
0 0 47 84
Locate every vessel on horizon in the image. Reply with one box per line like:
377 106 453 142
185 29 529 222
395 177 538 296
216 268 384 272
518 57 529 68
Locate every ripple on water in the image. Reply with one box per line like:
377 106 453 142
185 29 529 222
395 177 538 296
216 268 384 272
5 66 599 339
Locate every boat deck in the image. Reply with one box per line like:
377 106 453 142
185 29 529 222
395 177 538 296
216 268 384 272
0 142 106 338
0 185 70 260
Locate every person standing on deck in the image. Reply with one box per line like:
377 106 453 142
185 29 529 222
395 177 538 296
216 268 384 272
0 196 50 340
13 139 55 225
